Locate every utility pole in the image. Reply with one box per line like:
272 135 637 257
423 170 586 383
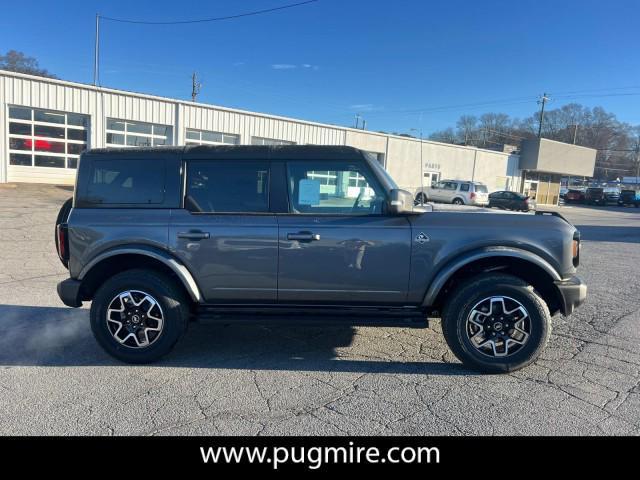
537 93 550 138
191 72 202 102
93 14 100 86
410 128 424 206
354 114 361 129
572 124 579 144
362 119 366 130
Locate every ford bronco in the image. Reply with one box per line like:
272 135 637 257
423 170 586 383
56 145 586 372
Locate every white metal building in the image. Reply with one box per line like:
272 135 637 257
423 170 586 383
1 69 592 202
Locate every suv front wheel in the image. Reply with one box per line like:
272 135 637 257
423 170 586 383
442 273 551 373
90 269 190 363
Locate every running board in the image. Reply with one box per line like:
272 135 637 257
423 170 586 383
194 304 428 328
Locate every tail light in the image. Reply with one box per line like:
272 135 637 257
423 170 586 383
572 231 580 267
56 223 69 267
470 192 476 200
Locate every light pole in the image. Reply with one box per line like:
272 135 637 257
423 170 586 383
410 128 424 206
94 14 100 85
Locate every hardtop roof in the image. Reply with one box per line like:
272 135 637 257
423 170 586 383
84 144 369 161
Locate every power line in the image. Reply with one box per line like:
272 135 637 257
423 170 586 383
100 0 319 25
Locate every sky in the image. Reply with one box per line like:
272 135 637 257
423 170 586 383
1 0 639 135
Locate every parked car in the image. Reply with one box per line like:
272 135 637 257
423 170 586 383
564 189 585 204
415 180 489 206
603 187 621 204
56 145 586 373
488 191 535 212
585 187 606 205
618 189 640 207
559 187 568 199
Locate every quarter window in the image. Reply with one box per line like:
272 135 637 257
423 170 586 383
105 119 172 147
185 160 270 213
286 162 386 215
84 159 165 205
7 106 89 169
185 128 240 146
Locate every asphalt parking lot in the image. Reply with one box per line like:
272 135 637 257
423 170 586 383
0 183 639 435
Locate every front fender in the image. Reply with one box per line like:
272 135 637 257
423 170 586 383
422 246 561 307
78 245 203 303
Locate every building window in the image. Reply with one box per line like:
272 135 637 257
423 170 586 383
185 128 240 146
250 136 295 146
8 106 89 169
106 119 172 147
307 171 337 186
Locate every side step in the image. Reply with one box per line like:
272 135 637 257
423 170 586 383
194 304 429 328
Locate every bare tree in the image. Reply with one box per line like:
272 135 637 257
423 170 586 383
456 115 478 145
0 50 56 78
428 103 639 180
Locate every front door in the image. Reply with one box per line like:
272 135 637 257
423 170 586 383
169 158 278 303
277 160 412 304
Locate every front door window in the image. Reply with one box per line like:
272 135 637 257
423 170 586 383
286 162 387 215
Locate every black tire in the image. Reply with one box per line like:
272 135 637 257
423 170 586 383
90 269 190 364
415 193 428 205
441 273 551 373
452 198 464 205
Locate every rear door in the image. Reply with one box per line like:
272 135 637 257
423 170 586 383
276 159 412 304
490 191 505 207
169 157 279 303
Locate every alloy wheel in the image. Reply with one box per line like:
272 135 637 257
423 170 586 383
106 290 164 348
465 296 531 357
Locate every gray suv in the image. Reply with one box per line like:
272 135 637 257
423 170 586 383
56 145 586 373
415 180 490 206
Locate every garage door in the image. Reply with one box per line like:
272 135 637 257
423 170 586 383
7 106 88 184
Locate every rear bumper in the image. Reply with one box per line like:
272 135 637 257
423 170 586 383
57 278 83 308
555 276 587 316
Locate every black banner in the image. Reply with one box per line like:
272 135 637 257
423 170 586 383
0 436 637 473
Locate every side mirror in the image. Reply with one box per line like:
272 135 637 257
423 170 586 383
389 189 431 215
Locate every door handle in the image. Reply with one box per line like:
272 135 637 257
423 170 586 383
177 231 210 240
287 232 320 242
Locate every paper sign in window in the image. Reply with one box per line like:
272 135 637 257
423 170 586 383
298 179 321 205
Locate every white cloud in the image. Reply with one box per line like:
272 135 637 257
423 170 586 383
349 104 376 111
271 63 319 70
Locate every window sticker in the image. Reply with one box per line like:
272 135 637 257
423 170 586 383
298 179 321 205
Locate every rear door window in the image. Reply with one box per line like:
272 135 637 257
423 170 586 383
84 158 165 204
185 160 270 213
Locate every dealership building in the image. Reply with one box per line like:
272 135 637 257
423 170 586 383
0 69 595 204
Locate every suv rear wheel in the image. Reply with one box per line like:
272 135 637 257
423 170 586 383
452 198 464 205
90 269 189 363
441 273 551 373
